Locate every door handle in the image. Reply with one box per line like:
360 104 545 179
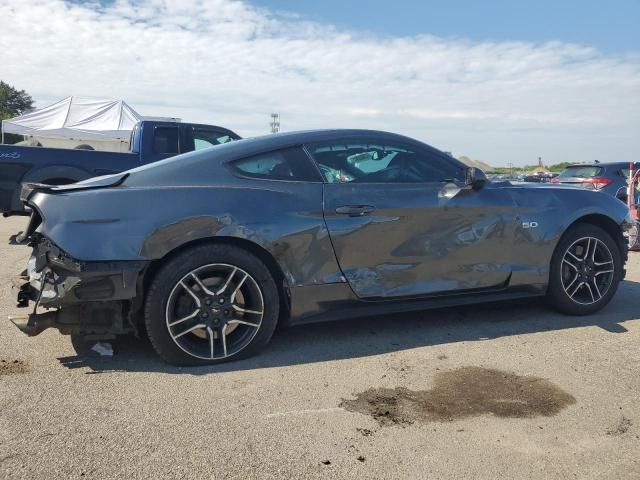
335 205 376 216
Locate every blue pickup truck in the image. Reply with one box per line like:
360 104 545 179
0 120 240 216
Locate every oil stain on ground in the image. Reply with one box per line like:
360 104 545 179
341 366 576 425
0 359 30 376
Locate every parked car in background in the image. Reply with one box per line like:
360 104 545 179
552 162 638 203
523 173 557 183
523 174 545 183
11 129 632 365
0 120 240 216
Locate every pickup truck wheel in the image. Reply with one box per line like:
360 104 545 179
547 224 622 315
144 244 279 366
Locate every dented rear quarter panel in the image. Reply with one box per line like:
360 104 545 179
30 180 341 288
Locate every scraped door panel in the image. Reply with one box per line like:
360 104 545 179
322 183 517 299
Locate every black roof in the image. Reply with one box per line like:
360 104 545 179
216 129 439 155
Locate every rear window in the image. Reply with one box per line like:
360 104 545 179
558 166 603 178
193 127 236 151
228 147 321 182
153 126 180 154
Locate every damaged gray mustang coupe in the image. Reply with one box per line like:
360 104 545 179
11 129 633 365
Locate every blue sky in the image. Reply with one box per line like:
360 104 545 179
3 0 639 165
253 0 640 54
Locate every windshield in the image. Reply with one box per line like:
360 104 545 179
558 166 603 178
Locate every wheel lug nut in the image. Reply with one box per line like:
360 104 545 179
219 298 225 304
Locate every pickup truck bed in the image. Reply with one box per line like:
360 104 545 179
1 147 138 214
1 120 240 215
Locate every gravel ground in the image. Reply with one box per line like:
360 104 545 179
1 215 639 479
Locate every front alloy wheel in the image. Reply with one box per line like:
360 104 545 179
548 223 622 315
560 237 615 305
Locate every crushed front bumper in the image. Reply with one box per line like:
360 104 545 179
10 234 149 339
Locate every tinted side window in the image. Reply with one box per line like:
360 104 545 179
153 126 180 154
228 147 321 182
193 128 236 151
305 138 464 183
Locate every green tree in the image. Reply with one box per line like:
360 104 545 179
548 162 572 172
1 81 34 144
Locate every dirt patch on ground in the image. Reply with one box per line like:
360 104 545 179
606 416 632 436
341 366 576 425
0 359 30 376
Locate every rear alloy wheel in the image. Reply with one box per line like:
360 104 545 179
166 264 264 360
145 245 279 365
548 224 622 315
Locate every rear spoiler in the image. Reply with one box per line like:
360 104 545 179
20 173 129 204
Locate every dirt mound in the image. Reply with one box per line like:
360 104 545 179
457 156 493 172
341 366 575 425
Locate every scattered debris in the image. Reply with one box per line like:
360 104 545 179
607 416 633 436
0 359 30 375
320 460 331 466
437 355 448 360
356 428 374 437
90 342 113 357
341 366 576 426
357 455 365 462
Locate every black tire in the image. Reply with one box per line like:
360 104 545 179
547 223 623 315
144 244 280 366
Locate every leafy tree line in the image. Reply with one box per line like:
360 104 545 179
1 80 34 144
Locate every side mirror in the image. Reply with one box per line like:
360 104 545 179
464 167 487 190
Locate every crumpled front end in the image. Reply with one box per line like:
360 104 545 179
10 233 149 340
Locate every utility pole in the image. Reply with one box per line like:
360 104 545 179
269 113 280 134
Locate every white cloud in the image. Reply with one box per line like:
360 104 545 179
1 0 639 165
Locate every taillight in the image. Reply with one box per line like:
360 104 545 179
550 177 560 184
581 177 612 190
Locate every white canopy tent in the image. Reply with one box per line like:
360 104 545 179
2 96 142 140
1 97 144 151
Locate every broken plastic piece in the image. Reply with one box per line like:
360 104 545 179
90 342 113 357
8 311 57 336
